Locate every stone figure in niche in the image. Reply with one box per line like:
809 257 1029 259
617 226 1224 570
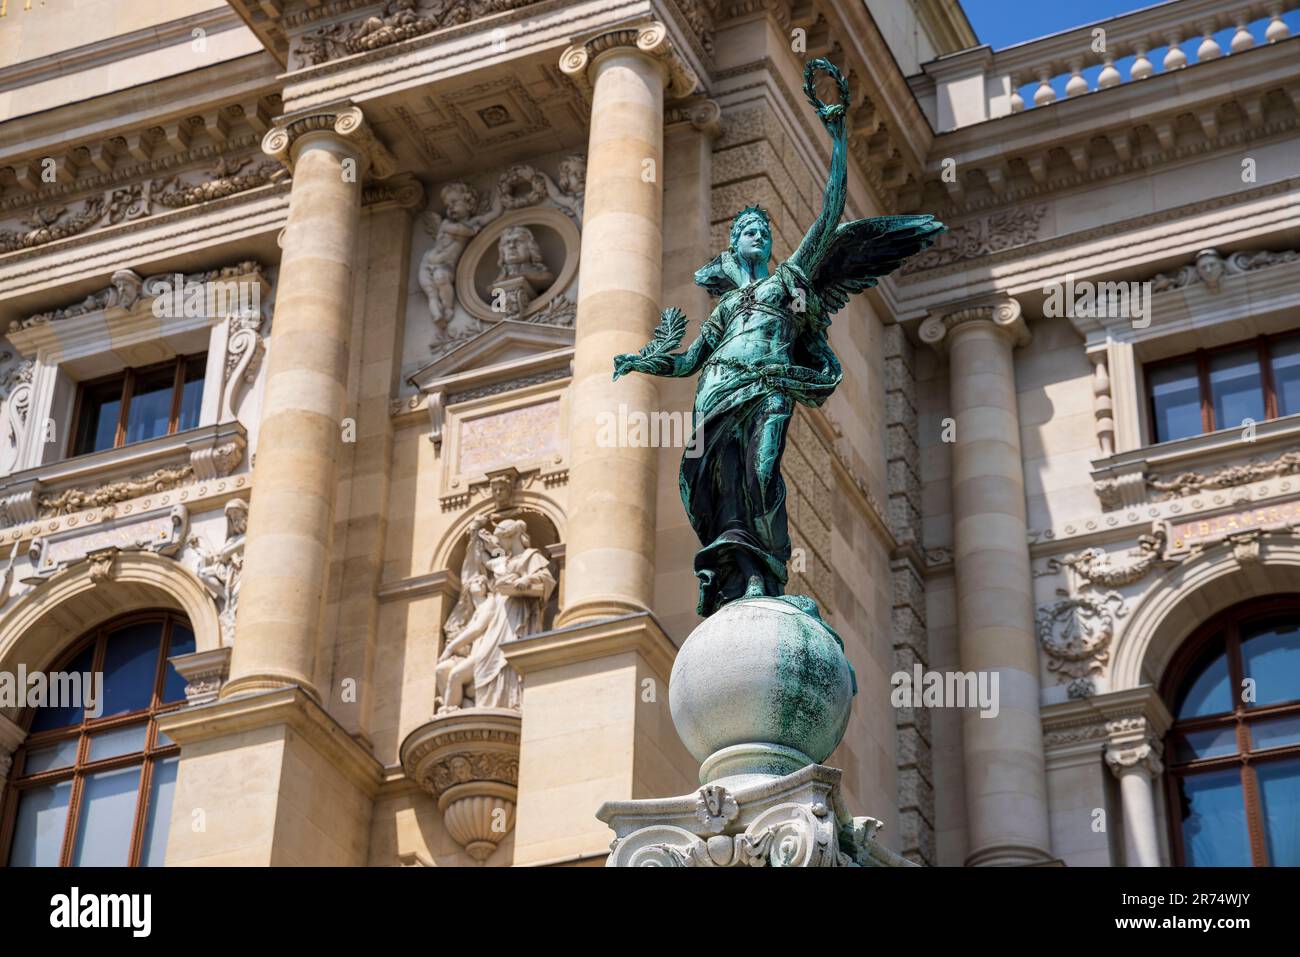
613 60 945 617
419 182 503 344
492 226 554 318
188 499 248 647
434 516 556 713
108 269 144 310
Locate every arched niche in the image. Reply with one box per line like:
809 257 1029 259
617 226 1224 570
0 551 221 714
1111 539 1300 692
432 493 566 636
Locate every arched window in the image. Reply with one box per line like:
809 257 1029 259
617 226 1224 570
1162 596 1300 866
1 611 194 866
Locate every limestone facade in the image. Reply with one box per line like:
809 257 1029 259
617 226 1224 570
0 0 1296 868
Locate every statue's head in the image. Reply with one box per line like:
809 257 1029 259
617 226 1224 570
729 205 772 267
558 155 586 195
225 498 249 536
440 182 478 222
498 226 543 269
493 518 530 551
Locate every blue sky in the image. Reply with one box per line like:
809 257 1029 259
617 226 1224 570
962 0 1298 49
961 0 1156 49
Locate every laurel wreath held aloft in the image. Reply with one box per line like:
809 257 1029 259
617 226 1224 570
801 58 851 125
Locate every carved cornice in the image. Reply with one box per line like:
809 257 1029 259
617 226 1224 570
262 105 398 179
917 297 1029 353
559 20 702 100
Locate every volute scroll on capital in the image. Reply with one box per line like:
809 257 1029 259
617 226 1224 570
559 20 702 100
917 296 1031 353
261 104 398 179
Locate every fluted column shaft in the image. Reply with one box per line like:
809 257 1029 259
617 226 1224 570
923 301 1053 866
223 123 366 701
556 36 668 626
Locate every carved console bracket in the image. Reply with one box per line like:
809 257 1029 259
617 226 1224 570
399 708 521 864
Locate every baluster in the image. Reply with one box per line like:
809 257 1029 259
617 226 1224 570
1097 54 1121 88
1033 67 1057 106
1065 58 1089 97
1163 31 1188 70
1131 42 1154 79
1196 21 1223 60
1009 73 1025 113
1265 4 1291 42
1229 18 1255 52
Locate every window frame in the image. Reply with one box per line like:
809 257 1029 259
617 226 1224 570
1144 332 1299 444
1160 595 1300 867
67 353 205 459
0 610 190 867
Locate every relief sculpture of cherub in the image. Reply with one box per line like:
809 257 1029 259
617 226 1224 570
418 182 503 344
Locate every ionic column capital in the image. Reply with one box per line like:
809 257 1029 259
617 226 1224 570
918 297 1030 353
665 98 722 140
1105 739 1164 779
262 104 397 179
560 20 701 100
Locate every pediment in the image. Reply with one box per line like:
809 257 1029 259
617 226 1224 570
408 319 574 393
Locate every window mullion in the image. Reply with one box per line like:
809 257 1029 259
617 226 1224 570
116 368 135 449
1197 351 1213 433
166 355 185 436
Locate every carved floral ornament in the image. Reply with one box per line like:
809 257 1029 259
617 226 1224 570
1096 450 1300 510
1147 247 1300 295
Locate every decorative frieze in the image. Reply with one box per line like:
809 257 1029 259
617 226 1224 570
901 205 1047 274
27 504 189 578
150 156 287 208
1146 246 1298 294
1047 522 1169 590
1149 451 1300 499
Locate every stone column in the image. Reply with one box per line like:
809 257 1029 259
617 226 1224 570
555 21 698 627
918 298 1053 866
222 106 395 702
1106 736 1164 867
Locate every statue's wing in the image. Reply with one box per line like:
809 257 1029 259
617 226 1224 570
810 215 945 317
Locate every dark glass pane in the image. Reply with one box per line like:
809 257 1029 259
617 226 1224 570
100 621 164 717
28 643 95 732
88 722 148 762
21 737 80 774
1175 638 1233 719
141 756 179 867
123 364 176 445
1173 726 1239 763
72 379 124 456
1240 617 1300 708
1273 334 1300 417
176 355 206 432
1177 768 1252 866
1208 346 1265 431
71 765 141 866
7 779 72 866
1256 758 1300 866
162 622 196 703
1252 714 1300 752
1149 360 1202 442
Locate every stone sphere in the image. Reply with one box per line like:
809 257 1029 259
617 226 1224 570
669 596 854 768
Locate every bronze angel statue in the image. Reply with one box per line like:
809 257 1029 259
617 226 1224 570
613 59 945 618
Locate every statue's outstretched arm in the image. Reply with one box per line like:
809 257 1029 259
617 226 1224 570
792 59 850 274
612 307 715 380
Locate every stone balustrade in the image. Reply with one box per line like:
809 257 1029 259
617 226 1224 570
916 0 1296 131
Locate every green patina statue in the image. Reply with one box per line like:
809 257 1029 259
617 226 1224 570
614 59 945 618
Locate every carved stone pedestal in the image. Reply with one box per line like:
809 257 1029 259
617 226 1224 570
400 708 521 863
598 764 914 867
596 597 909 867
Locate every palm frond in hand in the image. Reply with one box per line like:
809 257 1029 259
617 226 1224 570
637 307 687 360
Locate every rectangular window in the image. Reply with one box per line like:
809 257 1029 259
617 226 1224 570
1145 334 1298 443
69 354 206 458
